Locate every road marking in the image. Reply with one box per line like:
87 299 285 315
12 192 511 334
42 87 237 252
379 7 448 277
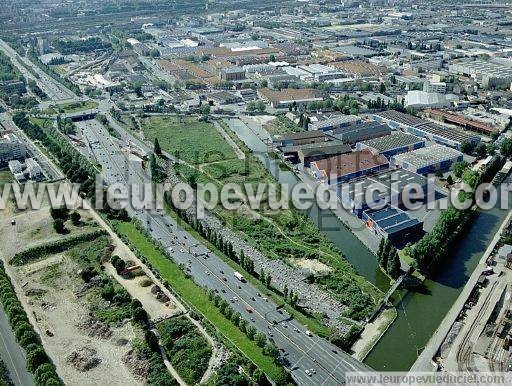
0 319 25 386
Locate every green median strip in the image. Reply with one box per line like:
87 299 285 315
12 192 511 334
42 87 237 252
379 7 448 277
113 221 286 382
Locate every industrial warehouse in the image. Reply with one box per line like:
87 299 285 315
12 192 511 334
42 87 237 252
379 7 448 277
391 144 463 174
355 132 425 158
372 110 480 150
339 169 428 217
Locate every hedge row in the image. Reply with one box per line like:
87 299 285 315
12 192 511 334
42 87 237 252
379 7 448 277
10 230 107 266
0 262 60 385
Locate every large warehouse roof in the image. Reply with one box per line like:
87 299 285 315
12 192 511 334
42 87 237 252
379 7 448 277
373 110 480 144
392 144 462 169
341 169 427 206
358 132 424 153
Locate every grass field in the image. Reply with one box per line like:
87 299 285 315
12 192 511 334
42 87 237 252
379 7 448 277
0 169 13 186
140 116 237 164
114 221 286 381
43 100 98 114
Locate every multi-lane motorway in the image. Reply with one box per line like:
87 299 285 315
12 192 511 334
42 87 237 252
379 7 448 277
0 39 77 104
77 118 372 386
1 34 373 382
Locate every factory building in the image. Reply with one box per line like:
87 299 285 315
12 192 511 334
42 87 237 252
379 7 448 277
258 88 324 108
362 206 424 242
0 133 27 165
281 141 352 166
326 120 391 144
391 144 463 175
372 110 480 150
219 66 246 82
272 130 327 148
339 169 428 217
424 109 499 136
449 59 512 90
307 113 361 131
310 149 389 186
423 81 447 94
356 132 425 159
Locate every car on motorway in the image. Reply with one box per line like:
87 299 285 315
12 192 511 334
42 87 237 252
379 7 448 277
305 369 312 376
305 330 312 337
245 307 253 313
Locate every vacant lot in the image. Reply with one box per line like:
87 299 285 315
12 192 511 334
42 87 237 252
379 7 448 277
140 116 237 164
263 115 303 136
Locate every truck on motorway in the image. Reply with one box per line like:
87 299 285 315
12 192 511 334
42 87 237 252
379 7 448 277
234 272 245 282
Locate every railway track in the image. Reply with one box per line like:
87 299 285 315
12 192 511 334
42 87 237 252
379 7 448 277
456 281 499 371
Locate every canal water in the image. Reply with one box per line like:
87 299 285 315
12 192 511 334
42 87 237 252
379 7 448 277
227 118 511 371
227 119 389 289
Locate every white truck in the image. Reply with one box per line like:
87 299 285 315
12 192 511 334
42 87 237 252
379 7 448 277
234 271 245 282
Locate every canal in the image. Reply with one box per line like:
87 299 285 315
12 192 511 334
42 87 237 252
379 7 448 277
227 118 390 290
228 118 512 371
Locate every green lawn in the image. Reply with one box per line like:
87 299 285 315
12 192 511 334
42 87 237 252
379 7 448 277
44 100 98 114
140 116 236 164
114 221 286 381
263 115 304 136
0 169 13 186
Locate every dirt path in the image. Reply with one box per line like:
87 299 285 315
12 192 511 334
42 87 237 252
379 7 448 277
87 205 218 384
213 121 245 160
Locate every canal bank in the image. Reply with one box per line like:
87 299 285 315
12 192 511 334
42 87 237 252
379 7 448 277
226 118 390 290
228 116 512 371
364 178 512 371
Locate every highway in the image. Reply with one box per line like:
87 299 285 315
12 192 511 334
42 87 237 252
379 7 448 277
0 40 77 104
0 305 34 386
77 118 372 385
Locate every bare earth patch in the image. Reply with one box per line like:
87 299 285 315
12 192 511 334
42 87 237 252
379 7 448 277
293 258 332 275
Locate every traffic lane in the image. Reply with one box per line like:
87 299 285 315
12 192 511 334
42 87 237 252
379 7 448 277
81 122 362 383
142 213 346 384
145 210 366 375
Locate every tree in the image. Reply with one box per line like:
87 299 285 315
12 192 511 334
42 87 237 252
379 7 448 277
50 204 69 220
263 342 279 360
70 211 81 226
501 138 512 158
446 174 454 185
154 138 162 156
246 325 257 340
462 169 479 189
26 346 49 372
379 82 386 93
475 143 487 158
450 161 468 178
379 239 391 270
53 218 66 234
387 249 401 279
200 103 211 116
132 307 149 325
460 141 475 154
377 238 385 260
254 332 267 348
